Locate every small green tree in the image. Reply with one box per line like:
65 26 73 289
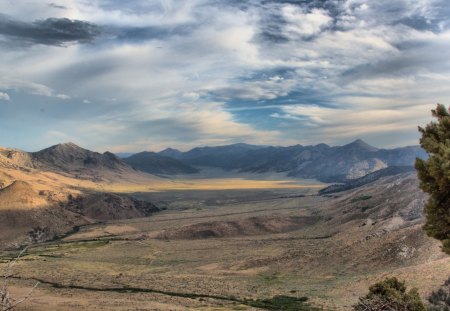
415 104 450 254
352 277 425 311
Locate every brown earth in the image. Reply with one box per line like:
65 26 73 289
0 172 447 310
156 215 321 239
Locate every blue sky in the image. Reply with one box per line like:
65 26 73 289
0 0 449 152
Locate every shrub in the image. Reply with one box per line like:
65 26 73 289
428 276 450 310
353 277 425 311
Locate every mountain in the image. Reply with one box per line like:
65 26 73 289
0 142 165 248
0 146 35 169
163 143 265 169
123 151 199 175
158 148 184 159
159 140 426 182
32 142 129 173
115 152 135 158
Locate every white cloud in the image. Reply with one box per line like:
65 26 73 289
0 0 449 150
0 92 10 101
0 76 69 99
56 94 70 99
282 5 333 38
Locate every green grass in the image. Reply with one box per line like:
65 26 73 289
351 195 372 203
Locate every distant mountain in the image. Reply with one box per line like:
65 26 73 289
115 152 135 158
31 142 130 173
163 143 265 170
159 140 426 182
2 140 426 183
123 151 199 175
158 148 184 159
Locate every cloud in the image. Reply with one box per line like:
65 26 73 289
0 14 101 46
48 3 67 10
0 0 449 151
0 92 10 101
207 77 296 100
281 5 333 39
0 76 69 99
271 103 435 146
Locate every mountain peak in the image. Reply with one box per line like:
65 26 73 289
49 142 84 151
158 148 183 159
61 142 78 147
32 142 128 173
346 139 378 151
161 147 181 153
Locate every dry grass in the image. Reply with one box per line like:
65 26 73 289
1 151 447 310
1 180 448 310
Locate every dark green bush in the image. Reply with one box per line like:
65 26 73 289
353 277 425 311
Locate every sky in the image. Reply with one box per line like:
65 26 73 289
0 0 449 152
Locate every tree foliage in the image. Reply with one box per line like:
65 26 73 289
353 277 425 311
415 103 450 254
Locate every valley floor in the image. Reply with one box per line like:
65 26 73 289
1 176 449 310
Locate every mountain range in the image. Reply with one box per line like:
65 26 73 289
154 139 426 182
1 139 426 183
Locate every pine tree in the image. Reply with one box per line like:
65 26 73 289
415 104 450 254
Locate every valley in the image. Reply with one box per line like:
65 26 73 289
0 141 448 310
2 3 450 309
2 173 449 310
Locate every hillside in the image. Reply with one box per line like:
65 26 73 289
0 180 48 209
0 143 167 248
123 151 199 175
319 166 416 195
65 192 162 221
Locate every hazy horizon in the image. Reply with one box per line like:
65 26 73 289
2 137 423 154
1 1 449 152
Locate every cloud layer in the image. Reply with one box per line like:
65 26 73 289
0 0 449 152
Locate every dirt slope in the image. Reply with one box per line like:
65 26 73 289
157 215 320 239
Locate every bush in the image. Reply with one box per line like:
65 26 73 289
353 277 425 311
428 276 450 310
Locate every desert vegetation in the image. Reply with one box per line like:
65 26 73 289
352 277 425 311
